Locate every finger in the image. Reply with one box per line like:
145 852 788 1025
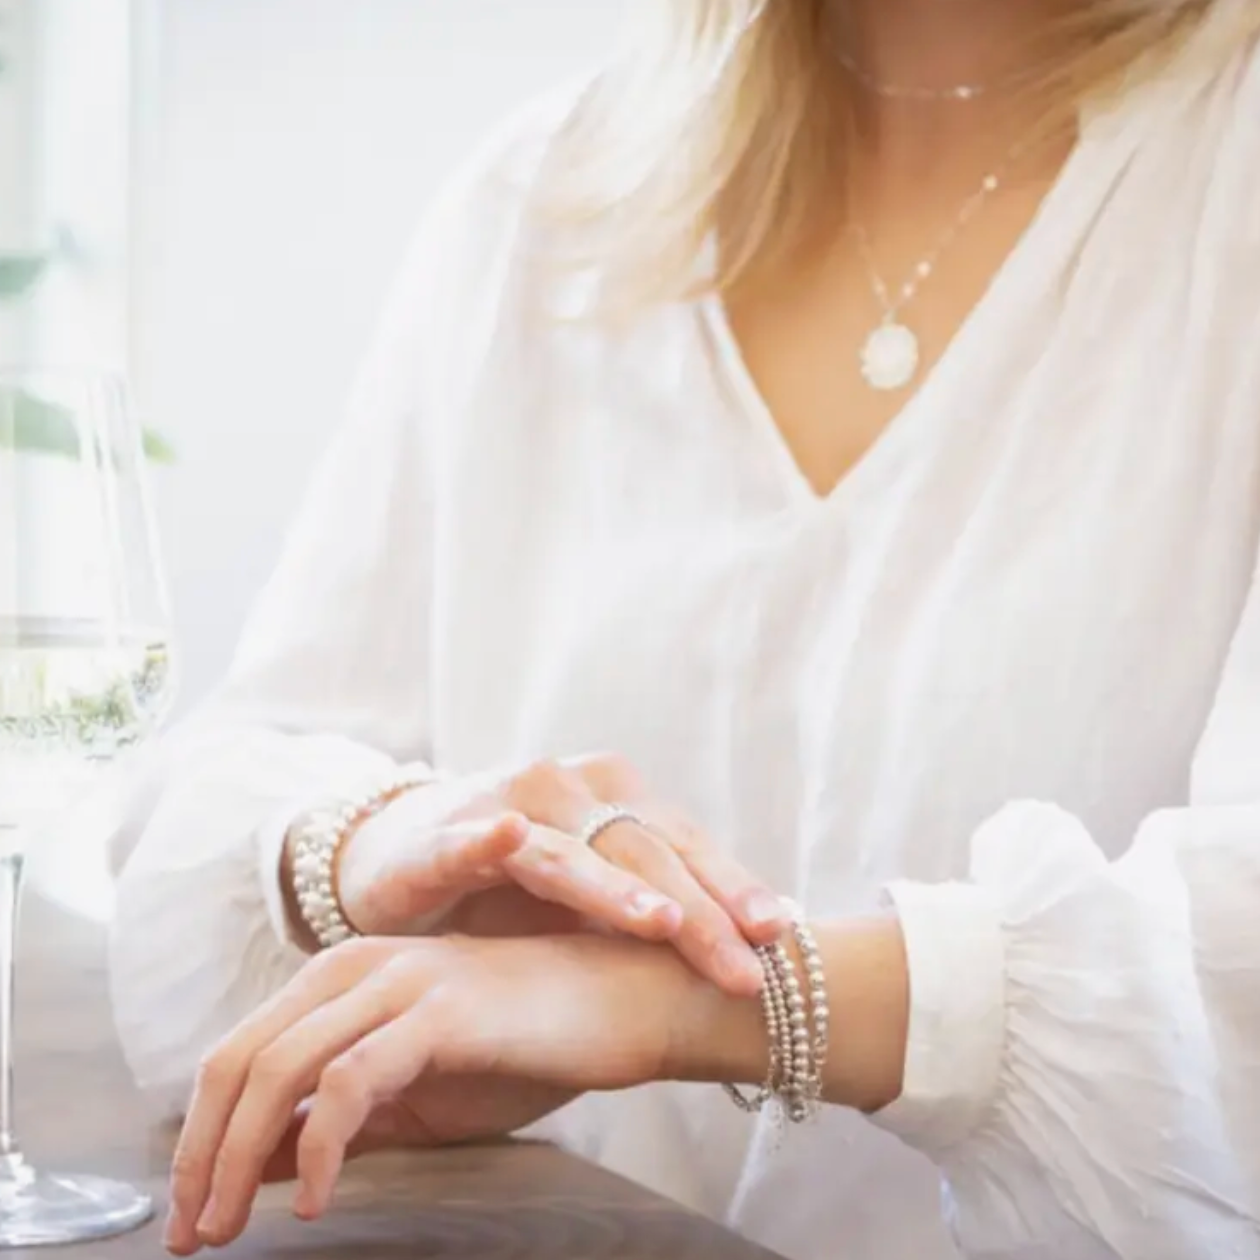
165 944 377 1253
262 1099 433 1186
294 1003 437 1220
498 764 687 939
593 824 763 995
389 812 531 918
503 825 684 940
194 965 408 1248
507 759 775 984
648 809 789 944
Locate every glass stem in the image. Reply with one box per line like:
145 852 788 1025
0 840 27 1179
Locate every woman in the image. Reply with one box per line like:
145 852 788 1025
110 1 1260 1258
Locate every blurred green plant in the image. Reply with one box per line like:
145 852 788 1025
0 386 175 463
0 251 48 297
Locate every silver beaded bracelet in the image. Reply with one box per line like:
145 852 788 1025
722 905 829 1127
289 773 431 949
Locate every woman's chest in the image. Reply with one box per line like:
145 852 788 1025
428 296 1260 894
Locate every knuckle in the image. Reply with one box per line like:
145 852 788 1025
376 948 432 992
418 986 472 1062
248 1045 300 1092
571 751 643 798
505 758 582 811
667 818 707 857
517 833 570 875
194 1045 242 1095
380 940 462 998
318 1056 370 1109
169 1147 206 1191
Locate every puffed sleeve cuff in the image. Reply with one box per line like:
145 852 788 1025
862 801 1260 1258
873 878 1007 1156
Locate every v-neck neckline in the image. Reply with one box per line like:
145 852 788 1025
697 114 1115 516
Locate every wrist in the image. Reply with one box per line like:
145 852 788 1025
280 768 439 951
661 953 770 1088
661 915 910 1114
811 915 909 1113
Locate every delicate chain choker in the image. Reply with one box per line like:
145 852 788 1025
835 50 991 103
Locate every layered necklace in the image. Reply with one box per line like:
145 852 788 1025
836 50 1031 392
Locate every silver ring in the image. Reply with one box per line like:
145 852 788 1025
578 803 646 849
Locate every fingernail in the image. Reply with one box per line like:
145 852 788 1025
744 891 787 928
162 1210 187 1254
194 1196 221 1240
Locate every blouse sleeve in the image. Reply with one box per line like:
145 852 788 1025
104 77 599 1118
870 558 1260 1256
105 80 595 1115
106 219 442 1113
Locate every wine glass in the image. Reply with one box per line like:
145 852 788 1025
0 369 175 1246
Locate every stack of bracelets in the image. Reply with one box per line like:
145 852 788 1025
296 784 829 1124
723 903 830 1126
290 772 434 949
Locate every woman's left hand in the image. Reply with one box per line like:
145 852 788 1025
163 932 724 1256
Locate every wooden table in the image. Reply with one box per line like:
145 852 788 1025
10 892 783 1259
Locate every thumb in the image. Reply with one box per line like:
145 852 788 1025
384 811 532 920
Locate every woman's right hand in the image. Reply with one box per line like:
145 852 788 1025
316 753 789 995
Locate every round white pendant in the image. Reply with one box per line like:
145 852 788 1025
860 322 920 392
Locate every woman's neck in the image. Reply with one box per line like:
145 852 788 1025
831 0 1068 173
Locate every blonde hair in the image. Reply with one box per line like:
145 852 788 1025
545 0 1260 311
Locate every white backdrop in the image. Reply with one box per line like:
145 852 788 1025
138 0 623 708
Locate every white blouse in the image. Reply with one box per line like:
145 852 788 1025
109 36 1260 1260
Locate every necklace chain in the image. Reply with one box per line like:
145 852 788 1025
835 51 988 103
848 135 1033 391
850 140 1026 322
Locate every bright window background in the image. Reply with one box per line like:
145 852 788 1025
0 0 137 369
7 0 622 916
138 0 624 708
